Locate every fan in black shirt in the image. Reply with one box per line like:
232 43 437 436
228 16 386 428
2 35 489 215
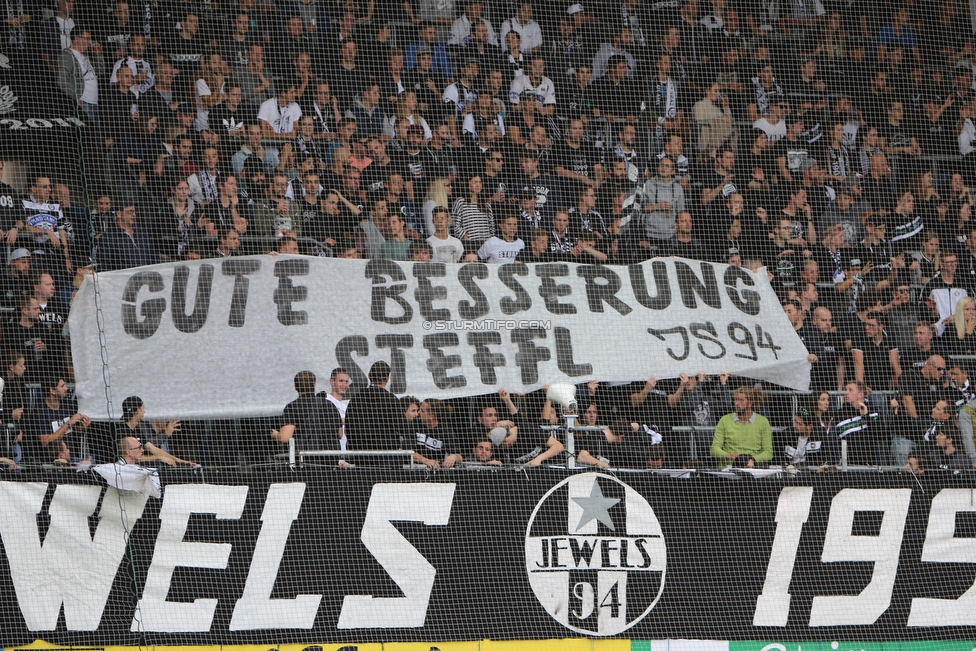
272 371 343 456
898 357 952 421
701 149 737 209
345 362 407 461
851 316 901 393
410 399 463 469
166 12 206 66
577 418 667 469
553 119 602 194
663 211 708 260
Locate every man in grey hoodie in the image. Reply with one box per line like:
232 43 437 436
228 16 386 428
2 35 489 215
639 156 685 242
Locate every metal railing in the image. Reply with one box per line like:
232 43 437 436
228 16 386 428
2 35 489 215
280 438 415 469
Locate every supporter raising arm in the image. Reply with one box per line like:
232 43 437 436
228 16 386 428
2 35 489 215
577 419 665 469
495 387 564 466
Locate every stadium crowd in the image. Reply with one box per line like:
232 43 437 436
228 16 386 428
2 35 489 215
3 0 976 472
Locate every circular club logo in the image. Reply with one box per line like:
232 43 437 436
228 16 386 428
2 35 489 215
525 472 666 636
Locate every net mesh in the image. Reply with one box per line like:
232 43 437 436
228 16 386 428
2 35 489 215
1 0 976 647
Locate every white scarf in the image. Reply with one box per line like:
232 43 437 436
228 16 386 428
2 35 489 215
654 76 677 119
4 0 24 47
201 170 219 202
752 76 784 116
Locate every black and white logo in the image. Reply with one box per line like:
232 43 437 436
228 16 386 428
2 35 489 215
0 85 18 114
524 473 666 636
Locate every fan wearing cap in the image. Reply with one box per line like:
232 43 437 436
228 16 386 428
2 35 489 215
512 188 540 237
406 21 453 80
119 395 192 462
0 249 32 309
403 45 445 120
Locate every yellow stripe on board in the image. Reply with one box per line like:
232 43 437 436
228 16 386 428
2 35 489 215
384 643 480 650
484 640 630 651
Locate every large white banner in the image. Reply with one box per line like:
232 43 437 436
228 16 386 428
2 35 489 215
69 256 811 419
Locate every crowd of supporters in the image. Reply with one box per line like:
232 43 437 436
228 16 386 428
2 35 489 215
3 0 976 470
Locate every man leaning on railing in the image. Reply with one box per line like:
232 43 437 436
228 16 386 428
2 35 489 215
272 371 343 461
344 361 407 465
710 387 773 468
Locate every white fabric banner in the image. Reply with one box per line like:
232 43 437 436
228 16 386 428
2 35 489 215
69 256 811 420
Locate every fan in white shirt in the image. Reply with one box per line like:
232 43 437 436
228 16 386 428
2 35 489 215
110 35 154 94
427 207 465 262
509 56 556 113
258 78 303 136
500 3 544 52
449 3 499 46
478 214 524 263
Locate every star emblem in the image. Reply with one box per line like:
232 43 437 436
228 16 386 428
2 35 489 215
572 481 620 532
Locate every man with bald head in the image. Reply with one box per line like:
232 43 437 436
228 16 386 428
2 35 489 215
898 354 952 421
118 436 145 465
802 305 845 392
